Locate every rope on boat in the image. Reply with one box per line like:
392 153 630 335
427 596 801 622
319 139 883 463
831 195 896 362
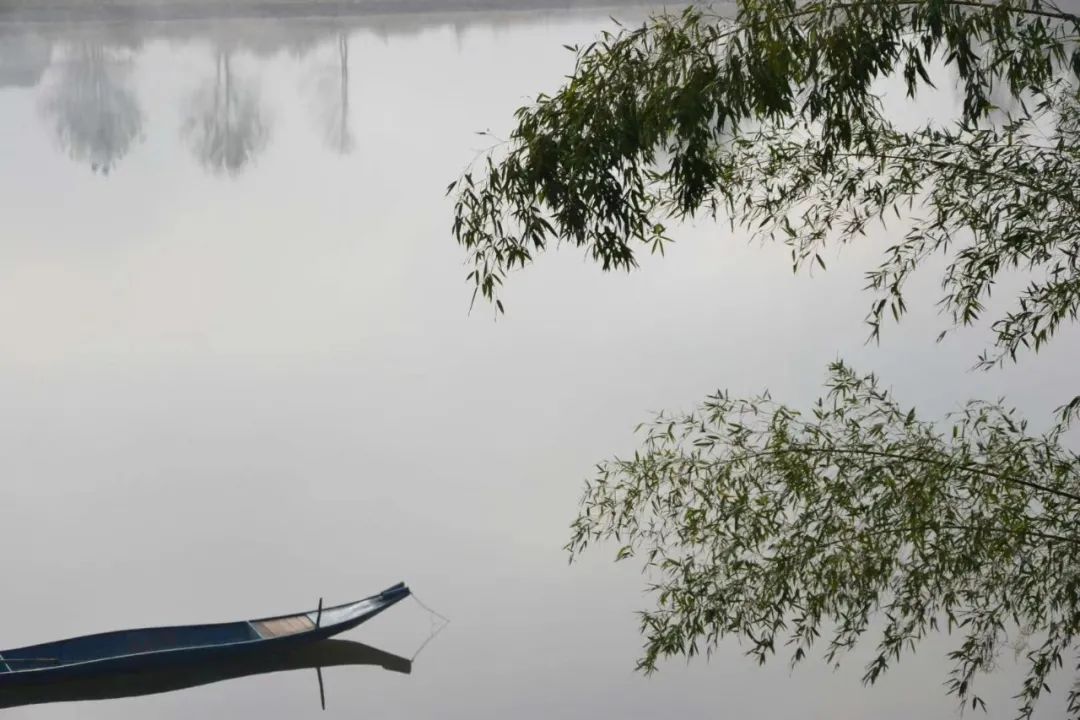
408 592 450 663
411 592 450 625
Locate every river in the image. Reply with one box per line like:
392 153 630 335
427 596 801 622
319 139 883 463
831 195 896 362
0 5 1076 718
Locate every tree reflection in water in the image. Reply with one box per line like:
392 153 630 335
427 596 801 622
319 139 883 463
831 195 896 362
303 32 354 155
182 51 269 176
39 42 143 175
323 34 354 155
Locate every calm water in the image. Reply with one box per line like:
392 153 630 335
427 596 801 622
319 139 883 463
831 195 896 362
1 6 1077 718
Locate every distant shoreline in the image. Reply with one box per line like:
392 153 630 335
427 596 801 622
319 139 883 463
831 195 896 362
0 0 667 23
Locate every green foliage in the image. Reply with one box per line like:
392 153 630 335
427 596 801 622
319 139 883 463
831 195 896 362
450 0 1080 713
450 0 1080 365
568 362 1080 717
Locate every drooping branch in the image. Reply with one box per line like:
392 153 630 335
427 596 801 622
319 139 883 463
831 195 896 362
451 0 1080 366
567 361 1080 718
725 443 1080 503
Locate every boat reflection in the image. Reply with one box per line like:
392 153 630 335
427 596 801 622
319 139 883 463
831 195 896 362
0 639 409 709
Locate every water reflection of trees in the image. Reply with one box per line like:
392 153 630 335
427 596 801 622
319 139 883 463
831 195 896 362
182 51 269 176
309 33 354 155
13 8 654 176
39 43 143 175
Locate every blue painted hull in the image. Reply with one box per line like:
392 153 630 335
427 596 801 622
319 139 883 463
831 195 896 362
0 583 409 688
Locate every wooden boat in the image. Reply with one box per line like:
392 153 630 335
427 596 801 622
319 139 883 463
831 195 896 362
0 638 409 709
0 582 410 688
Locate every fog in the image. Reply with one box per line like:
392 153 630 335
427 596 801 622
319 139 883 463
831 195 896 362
0 3 1076 719
0 0 669 22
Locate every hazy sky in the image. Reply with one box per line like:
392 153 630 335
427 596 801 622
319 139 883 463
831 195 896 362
0 7 1077 719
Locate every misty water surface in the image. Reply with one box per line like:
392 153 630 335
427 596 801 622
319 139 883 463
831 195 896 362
0 5 1077 718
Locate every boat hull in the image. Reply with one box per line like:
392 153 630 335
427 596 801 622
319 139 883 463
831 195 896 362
0 583 409 688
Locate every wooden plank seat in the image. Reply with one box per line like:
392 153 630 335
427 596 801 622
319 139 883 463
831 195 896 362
250 615 315 639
